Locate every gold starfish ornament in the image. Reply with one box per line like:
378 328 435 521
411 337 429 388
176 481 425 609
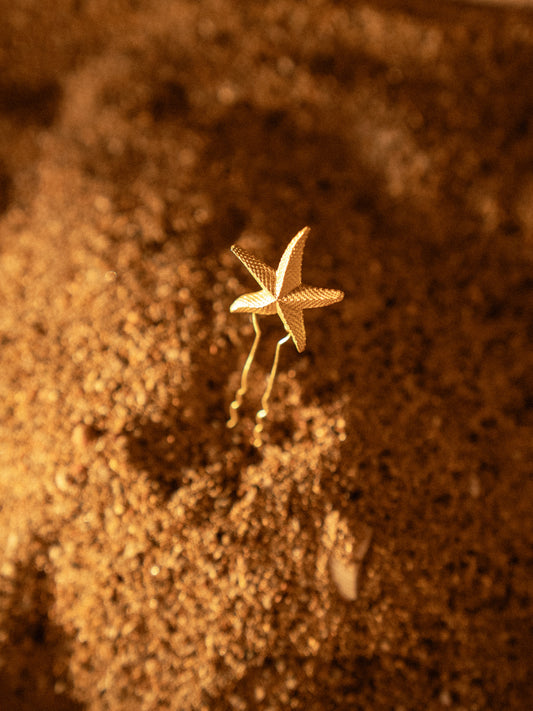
227 226 344 445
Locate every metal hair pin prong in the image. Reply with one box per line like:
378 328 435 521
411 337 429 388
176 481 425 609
227 227 344 447
251 331 291 447
227 313 262 429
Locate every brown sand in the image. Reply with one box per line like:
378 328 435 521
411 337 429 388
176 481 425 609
0 1 532 709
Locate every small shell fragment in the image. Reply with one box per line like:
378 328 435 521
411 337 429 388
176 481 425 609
330 557 358 601
329 525 373 601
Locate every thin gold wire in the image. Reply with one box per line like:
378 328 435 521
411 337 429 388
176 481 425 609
227 313 262 429
252 331 291 448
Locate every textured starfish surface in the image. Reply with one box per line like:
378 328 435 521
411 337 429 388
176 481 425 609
229 227 344 352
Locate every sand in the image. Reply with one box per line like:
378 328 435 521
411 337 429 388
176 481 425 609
0 1 531 709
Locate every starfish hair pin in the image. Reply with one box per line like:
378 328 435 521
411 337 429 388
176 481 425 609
227 226 344 446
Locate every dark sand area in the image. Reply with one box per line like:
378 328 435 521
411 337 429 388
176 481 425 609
0 1 532 709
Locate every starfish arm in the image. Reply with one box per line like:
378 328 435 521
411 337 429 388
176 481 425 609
231 245 276 294
276 302 306 352
275 226 310 299
230 290 277 314
282 284 344 309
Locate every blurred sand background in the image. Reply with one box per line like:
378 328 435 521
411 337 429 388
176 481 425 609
0 1 532 709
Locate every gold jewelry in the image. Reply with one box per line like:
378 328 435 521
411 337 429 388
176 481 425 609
227 227 344 445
